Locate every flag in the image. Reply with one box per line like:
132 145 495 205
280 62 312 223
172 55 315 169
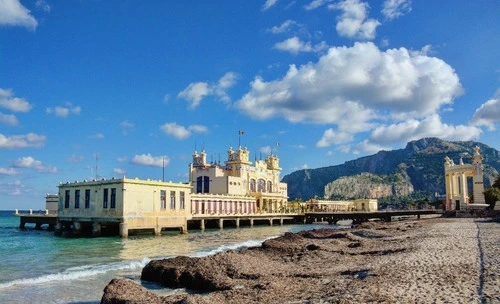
276 142 280 146
239 130 245 135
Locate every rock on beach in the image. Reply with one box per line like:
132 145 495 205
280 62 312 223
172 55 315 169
101 217 500 304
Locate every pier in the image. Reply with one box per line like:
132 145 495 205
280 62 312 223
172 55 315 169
15 209 57 230
304 209 442 224
189 213 299 230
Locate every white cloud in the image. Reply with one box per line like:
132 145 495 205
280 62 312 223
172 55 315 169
329 0 380 40
46 103 81 117
382 0 412 20
316 129 354 147
177 82 211 109
131 154 170 168
0 133 46 149
178 72 238 109
471 98 500 131
0 179 28 196
273 37 328 54
304 0 328 10
68 154 84 163
0 167 18 175
237 42 462 133
260 146 272 154
188 124 208 133
368 114 482 146
90 133 104 139
160 122 190 140
35 0 51 12
354 140 391 154
160 122 208 140
13 156 57 173
0 88 32 112
0 0 38 30
262 0 278 11
113 168 126 175
0 112 18 126
268 19 297 34
120 120 135 135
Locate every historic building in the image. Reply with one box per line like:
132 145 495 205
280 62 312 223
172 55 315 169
56 145 289 237
189 146 288 215
444 146 488 210
57 178 191 237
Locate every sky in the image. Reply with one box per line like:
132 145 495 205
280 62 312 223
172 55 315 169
1 0 499 210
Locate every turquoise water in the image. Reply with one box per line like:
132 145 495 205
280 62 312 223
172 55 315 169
0 211 331 303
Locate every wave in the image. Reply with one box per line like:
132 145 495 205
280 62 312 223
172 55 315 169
190 237 271 258
0 236 278 290
0 257 150 289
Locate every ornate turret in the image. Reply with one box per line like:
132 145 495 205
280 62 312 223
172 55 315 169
266 154 281 171
192 150 207 167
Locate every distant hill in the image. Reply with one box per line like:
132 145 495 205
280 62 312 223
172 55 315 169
282 138 500 201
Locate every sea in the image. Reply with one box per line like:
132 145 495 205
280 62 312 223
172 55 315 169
0 210 332 304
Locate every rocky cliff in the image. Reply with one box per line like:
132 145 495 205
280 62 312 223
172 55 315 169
282 138 500 200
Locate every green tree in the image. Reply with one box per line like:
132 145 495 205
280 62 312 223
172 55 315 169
484 174 500 209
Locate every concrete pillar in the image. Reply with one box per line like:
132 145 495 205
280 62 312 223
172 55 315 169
119 223 129 238
218 218 224 229
236 218 240 228
269 218 273 226
417 214 421 220
200 219 205 230
19 218 26 229
73 221 82 235
154 227 162 236
54 221 62 236
92 222 102 237
15 209 19 215
180 224 188 234
250 219 254 227
35 223 42 230
280 218 284 225
29 209 33 215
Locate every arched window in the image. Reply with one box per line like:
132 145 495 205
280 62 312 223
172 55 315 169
250 179 256 192
258 179 265 192
267 181 272 193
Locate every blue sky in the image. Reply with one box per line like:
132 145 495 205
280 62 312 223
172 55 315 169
1 0 499 210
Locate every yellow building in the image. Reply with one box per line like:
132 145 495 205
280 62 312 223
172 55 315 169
189 146 288 215
304 198 378 212
57 178 191 237
56 145 289 237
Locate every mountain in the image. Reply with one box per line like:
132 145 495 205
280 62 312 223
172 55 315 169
282 138 500 201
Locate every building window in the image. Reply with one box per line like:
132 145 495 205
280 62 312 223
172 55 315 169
75 190 80 209
85 189 90 209
267 181 272 193
258 179 265 192
110 188 116 209
196 176 210 193
180 191 185 209
103 188 108 208
250 179 256 192
64 190 70 208
170 191 176 209
160 190 166 209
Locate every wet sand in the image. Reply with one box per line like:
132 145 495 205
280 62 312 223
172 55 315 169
102 216 500 303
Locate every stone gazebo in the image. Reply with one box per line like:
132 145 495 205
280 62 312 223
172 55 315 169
444 146 488 210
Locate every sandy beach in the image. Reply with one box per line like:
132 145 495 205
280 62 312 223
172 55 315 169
102 217 500 303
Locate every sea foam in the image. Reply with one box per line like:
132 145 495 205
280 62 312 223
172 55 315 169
0 257 150 289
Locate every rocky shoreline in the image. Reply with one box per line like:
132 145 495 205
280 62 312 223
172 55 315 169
101 217 500 303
